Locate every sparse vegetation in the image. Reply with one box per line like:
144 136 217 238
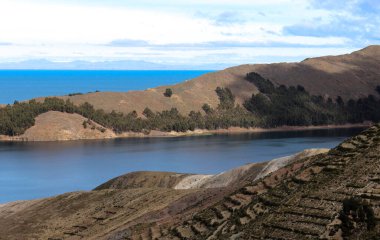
68 92 83 96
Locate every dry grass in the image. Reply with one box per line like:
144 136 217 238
32 46 380 116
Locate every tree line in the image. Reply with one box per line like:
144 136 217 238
244 72 380 127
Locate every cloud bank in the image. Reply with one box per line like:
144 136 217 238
0 0 377 68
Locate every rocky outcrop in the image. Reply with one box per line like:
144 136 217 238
94 171 191 190
94 149 327 191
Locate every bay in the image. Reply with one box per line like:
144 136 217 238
0 127 364 203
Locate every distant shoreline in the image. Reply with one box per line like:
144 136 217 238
0 123 371 142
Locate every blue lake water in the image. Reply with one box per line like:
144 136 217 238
0 70 213 104
0 128 364 203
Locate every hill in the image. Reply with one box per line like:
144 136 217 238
1 46 380 141
0 126 379 239
155 124 380 239
55 46 380 115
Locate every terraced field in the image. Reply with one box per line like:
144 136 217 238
150 125 380 239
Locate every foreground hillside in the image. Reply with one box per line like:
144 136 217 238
1 125 380 239
0 150 326 239
55 45 380 115
155 124 380 240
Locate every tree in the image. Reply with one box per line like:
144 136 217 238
376 85 380 95
246 72 275 94
297 85 305 92
143 107 155 118
215 87 235 110
164 88 173 97
244 93 271 115
202 104 213 114
336 96 344 107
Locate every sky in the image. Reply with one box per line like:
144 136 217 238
0 0 379 69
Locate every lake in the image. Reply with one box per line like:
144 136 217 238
0 70 213 104
0 127 365 203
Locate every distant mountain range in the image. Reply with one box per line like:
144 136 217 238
0 59 230 70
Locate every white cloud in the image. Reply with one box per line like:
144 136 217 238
0 0 370 66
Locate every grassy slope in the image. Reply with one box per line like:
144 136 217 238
0 111 116 141
6 45 376 141
38 45 380 116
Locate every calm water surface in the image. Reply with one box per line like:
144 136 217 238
0 128 364 203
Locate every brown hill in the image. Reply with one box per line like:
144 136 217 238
46 46 380 115
0 111 116 141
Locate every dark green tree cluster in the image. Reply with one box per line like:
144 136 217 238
164 88 173 97
67 92 83 96
215 87 235 109
0 98 76 136
246 72 275 94
244 72 380 127
201 87 258 129
345 95 380 123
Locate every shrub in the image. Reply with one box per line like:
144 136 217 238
202 104 213 114
376 85 380 95
339 197 376 237
164 88 173 97
68 92 83 96
215 87 235 110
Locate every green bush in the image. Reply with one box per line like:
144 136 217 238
164 88 173 97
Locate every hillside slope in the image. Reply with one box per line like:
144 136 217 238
2 45 376 142
0 111 116 141
155 124 380 239
52 46 380 115
0 149 327 239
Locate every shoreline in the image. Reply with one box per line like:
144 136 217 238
0 123 372 142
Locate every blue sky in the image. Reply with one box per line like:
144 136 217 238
0 0 378 68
